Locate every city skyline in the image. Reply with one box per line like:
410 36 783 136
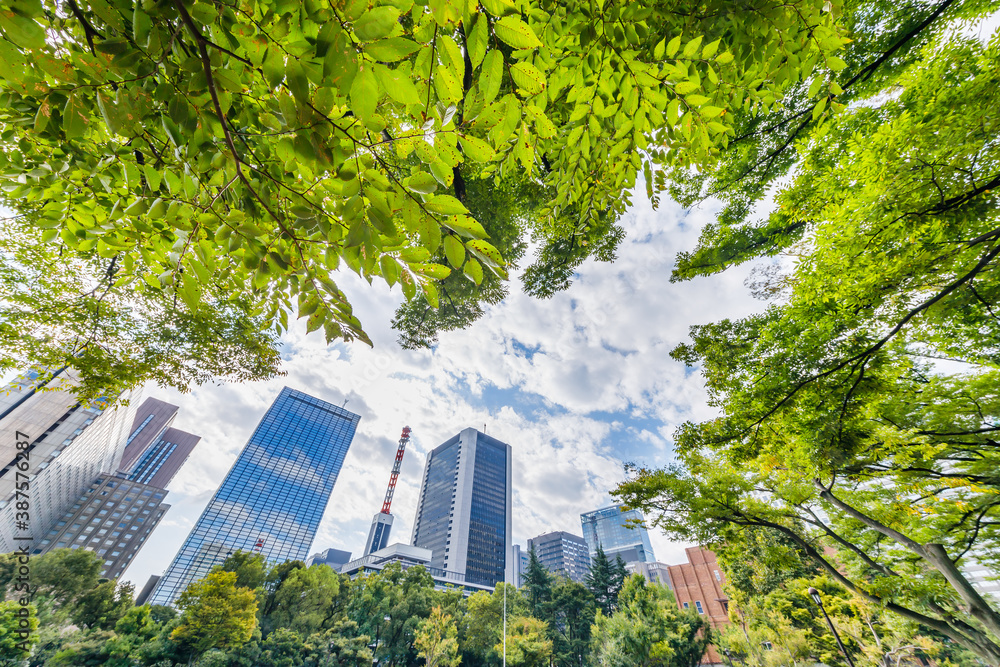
107 191 762 590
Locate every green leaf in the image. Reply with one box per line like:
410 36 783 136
480 50 504 105
493 16 542 49
682 35 703 58
286 60 310 103
412 263 452 279
63 95 89 139
666 35 682 57
380 256 400 286
404 171 438 194
442 214 488 239
715 51 734 64
699 105 724 118
702 39 721 59
354 6 400 42
350 66 379 121
463 257 483 284
422 280 440 308
424 194 468 215
466 239 504 267
654 38 665 60
826 56 848 72
434 66 463 103
365 37 420 62
444 234 465 268
0 11 45 49
459 134 496 162
509 62 545 95
401 271 417 300
467 14 489 69
479 0 518 16
675 81 699 95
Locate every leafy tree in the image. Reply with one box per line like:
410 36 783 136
0 0 850 397
71 579 134 630
461 583 530 665
549 578 595 667
267 564 342 636
149 604 178 625
591 575 711 667
256 627 312 667
521 546 552 618
416 606 462 667
29 548 102 605
307 619 374 667
171 570 259 655
46 630 116 666
617 24 1000 665
220 550 271 591
496 617 552 667
586 546 626 616
114 605 158 640
0 600 37 663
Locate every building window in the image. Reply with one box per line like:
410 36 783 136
714 570 721 581
695 601 704 614
682 602 689 609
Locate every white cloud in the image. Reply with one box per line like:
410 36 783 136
123 187 766 588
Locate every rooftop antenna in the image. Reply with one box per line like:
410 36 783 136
363 426 412 555
342 398 349 408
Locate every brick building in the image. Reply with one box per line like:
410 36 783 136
666 546 730 665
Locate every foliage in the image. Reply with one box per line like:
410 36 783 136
617 13 1000 661
549 578 595 667
0 600 37 663
71 579 134 630
0 0 851 397
266 564 341 636
462 583 531 665
585 546 627 616
522 546 552 617
591 575 711 667
171 570 259 655
416 606 462 667
219 550 271 591
28 548 103 605
307 619 373 667
497 616 552 667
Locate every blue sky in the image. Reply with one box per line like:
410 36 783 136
122 185 770 588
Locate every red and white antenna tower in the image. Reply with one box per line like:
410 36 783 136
380 426 411 514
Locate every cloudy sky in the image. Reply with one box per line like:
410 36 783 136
120 186 769 590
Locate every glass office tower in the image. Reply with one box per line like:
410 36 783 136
581 504 656 564
411 428 512 587
149 388 360 605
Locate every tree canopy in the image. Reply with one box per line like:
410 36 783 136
615 1 1000 663
0 0 851 397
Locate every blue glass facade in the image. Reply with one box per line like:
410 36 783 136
411 428 511 588
466 433 508 586
149 388 360 605
581 504 656 564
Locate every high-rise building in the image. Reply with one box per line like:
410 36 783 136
580 504 656 564
33 474 170 578
32 398 202 577
511 544 529 587
527 531 592 583
149 388 360 606
411 428 512 588
0 368 139 553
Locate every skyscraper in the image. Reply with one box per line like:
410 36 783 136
0 368 139 553
411 428 512 588
527 531 592 583
149 388 360 606
580 504 656 564
33 397 202 577
35 475 170 579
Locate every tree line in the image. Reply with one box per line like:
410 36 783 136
0 545 711 666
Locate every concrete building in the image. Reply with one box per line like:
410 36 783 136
33 474 169 579
31 397 201 577
628 560 674 589
341 543 494 595
580 504 656 564
307 548 352 570
149 388 360 606
0 368 139 553
527 531 591 583
511 544 529 587
411 428 513 588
